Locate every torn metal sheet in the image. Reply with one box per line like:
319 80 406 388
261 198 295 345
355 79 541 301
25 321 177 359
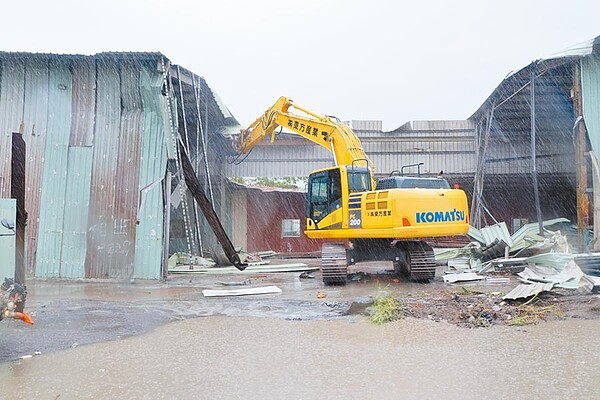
169 263 317 274
217 279 252 286
480 222 514 247
510 218 570 252
503 282 554 300
446 257 472 271
580 275 600 293
525 253 575 270
574 253 600 276
443 272 485 283
202 285 282 297
518 261 583 286
468 225 485 244
490 257 528 269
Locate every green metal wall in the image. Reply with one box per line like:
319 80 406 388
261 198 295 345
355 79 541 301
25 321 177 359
36 59 73 277
0 52 239 280
582 55 600 154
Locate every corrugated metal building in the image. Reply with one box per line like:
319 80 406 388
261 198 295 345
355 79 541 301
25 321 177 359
0 52 240 279
469 35 600 244
226 119 476 180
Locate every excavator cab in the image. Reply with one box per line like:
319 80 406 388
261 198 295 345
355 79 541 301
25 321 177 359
306 165 372 229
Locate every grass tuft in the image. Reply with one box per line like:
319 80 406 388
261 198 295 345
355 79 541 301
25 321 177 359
369 293 404 325
508 304 564 326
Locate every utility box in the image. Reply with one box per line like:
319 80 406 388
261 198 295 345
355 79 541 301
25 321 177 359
0 199 16 280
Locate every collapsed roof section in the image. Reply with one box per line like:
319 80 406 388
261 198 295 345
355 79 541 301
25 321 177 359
468 35 600 238
471 35 600 145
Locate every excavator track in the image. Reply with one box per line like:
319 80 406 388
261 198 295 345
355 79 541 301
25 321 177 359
321 243 348 285
398 241 437 282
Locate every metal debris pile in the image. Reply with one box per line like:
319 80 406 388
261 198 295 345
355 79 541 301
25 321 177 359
436 218 600 300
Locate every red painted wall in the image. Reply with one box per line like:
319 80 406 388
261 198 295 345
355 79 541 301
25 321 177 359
246 190 322 254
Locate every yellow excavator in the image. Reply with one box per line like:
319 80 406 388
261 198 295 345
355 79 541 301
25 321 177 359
233 96 469 284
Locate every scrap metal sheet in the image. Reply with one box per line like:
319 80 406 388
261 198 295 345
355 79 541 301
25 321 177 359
503 282 554 300
202 286 282 297
443 272 484 283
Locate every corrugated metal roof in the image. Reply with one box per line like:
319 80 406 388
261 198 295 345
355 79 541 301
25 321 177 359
480 222 514 247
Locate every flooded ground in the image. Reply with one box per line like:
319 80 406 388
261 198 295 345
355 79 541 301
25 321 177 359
1 317 599 399
1 258 599 398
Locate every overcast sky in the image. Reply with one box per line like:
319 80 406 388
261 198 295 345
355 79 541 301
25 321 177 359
2 1 599 130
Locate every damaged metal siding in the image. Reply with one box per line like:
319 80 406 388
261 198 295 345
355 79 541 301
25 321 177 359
22 60 50 274
36 59 73 277
0 57 25 200
134 64 169 279
0 52 241 279
85 58 122 278
582 55 600 155
0 53 173 279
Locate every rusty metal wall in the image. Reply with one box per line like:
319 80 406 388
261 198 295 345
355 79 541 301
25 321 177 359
0 52 248 279
22 60 49 274
0 58 25 201
245 189 321 254
0 53 175 279
85 58 122 278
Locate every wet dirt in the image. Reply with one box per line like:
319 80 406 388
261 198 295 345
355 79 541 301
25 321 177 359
1 257 600 398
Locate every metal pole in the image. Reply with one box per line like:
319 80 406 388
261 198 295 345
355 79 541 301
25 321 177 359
530 62 544 235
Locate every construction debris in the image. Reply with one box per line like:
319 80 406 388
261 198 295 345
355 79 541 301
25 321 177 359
437 218 600 302
168 253 215 269
573 254 600 276
169 263 317 275
443 272 485 283
217 279 252 286
503 282 555 300
202 285 282 297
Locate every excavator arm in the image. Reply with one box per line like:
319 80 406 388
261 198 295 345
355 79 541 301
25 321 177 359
234 96 374 177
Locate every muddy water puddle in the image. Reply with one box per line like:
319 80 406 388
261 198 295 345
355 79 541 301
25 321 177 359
1 316 599 399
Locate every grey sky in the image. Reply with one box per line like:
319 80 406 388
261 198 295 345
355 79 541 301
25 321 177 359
2 0 599 130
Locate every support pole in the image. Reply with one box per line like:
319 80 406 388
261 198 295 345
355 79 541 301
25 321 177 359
11 133 26 287
573 62 589 252
530 62 544 235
